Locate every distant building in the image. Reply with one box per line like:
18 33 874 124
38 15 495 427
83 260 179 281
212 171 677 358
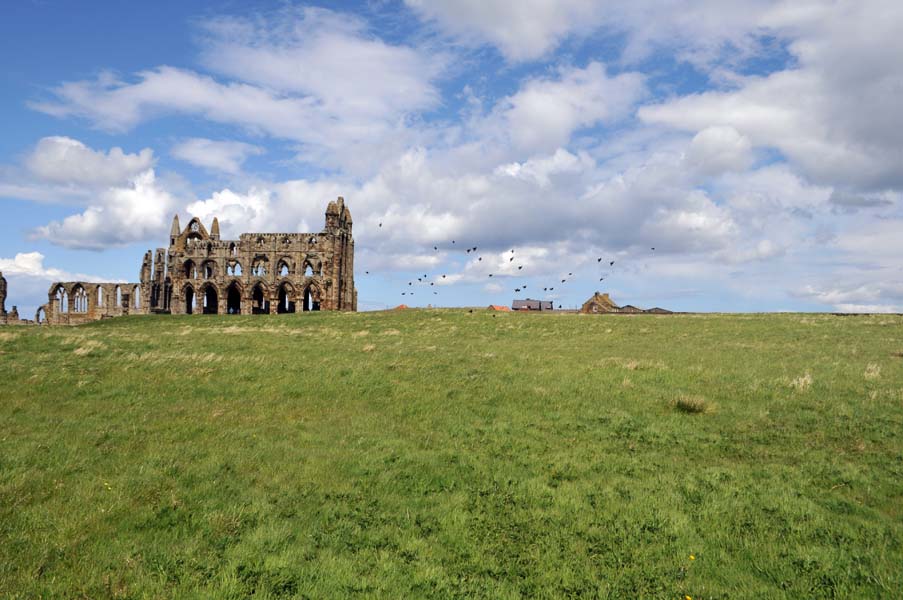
579 291 673 314
618 304 643 314
488 304 511 311
512 298 554 311
580 292 619 314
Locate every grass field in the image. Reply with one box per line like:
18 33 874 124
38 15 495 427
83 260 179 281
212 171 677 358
1 310 902 598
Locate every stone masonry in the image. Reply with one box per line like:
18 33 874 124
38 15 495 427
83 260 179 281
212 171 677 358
38 197 356 325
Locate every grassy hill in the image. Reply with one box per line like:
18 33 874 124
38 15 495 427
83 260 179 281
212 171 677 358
1 310 901 598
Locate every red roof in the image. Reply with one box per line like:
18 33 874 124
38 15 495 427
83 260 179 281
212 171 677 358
488 305 511 311
394 304 408 310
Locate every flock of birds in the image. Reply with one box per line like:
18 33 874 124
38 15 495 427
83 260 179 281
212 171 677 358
362 220 655 309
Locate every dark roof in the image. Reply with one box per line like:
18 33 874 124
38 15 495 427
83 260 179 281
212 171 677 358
512 298 554 310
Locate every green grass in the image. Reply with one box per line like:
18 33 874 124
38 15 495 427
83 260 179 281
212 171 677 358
1 310 902 598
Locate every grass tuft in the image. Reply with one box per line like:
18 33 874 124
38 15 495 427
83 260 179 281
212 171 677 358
673 394 711 414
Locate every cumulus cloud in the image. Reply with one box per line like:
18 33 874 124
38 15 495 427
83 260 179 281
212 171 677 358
497 62 646 152
685 126 753 175
32 170 178 250
171 138 263 173
639 1 903 191
25 136 155 186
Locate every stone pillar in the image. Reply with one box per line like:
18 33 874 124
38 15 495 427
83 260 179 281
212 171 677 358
0 270 7 317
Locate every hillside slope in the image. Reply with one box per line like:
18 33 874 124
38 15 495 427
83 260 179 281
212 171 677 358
1 311 901 597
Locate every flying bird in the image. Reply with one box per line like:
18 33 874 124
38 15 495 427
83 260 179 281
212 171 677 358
365 271 369 274
509 257 514 262
378 222 382 228
610 261 615 266
597 257 602 262
651 247 655 251
489 274 493 277
442 275 446 278
561 279 566 283
478 257 482 261
515 288 521 292
518 266 523 270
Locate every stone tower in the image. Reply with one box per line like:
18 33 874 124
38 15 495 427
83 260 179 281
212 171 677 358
0 270 7 318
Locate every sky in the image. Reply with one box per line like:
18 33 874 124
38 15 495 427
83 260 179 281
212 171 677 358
2 0 902 316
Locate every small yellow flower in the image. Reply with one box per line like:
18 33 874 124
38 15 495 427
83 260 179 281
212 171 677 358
685 595 692 600
689 554 695 560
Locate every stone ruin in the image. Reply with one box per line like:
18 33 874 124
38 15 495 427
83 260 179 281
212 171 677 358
36 196 356 325
0 271 28 326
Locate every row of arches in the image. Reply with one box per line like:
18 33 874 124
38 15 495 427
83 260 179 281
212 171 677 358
51 283 137 314
181 257 324 280
181 280 321 315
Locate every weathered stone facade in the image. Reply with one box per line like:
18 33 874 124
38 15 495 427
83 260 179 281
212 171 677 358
0 271 7 324
38 197 356 325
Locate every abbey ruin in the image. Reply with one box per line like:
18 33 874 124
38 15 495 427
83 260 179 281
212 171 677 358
36 197 356 325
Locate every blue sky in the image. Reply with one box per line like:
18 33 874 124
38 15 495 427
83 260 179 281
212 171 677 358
2 0 902 316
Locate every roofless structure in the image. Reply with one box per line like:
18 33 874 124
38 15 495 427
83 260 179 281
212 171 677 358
38 197 356 325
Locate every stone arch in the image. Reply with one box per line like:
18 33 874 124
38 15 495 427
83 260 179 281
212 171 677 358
52 284 69 314
115 285 122 308
35 305 47 324
201 260 217 279
133 285 141 309
251 256 269 277
183 283 196 315
227 261 243 276
251 281 270 314
96 285 104 307
276 258 292 277
72 284 88 313
229 242 238 257
302 282 322 312
184 259 197 279
277 281 296 313
200 283 218 314
163 277 172 311
225 280 242 314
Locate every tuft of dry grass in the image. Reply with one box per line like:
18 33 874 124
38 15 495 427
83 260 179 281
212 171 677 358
673 394 712 414
790 372 813 392
864 363 881 380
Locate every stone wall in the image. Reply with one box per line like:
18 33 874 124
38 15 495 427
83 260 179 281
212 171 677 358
39 196 357 325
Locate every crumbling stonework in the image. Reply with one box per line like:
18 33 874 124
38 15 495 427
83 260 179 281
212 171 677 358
0 271 7 325
39 197 356 325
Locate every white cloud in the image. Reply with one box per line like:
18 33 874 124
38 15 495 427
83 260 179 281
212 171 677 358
171 138 263 173
25 136 154 186
497 62 646 152
639 1 903 191
198 7 443 119
405 0 600 61
0 252 94 281
685 126 753 175
32 170 178 250
185 188 273 237
405 0 779 64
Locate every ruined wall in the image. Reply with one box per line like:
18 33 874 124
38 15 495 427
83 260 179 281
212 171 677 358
0 271 7 325
40 196 356 325
38 281 143 325
152 196 356 316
